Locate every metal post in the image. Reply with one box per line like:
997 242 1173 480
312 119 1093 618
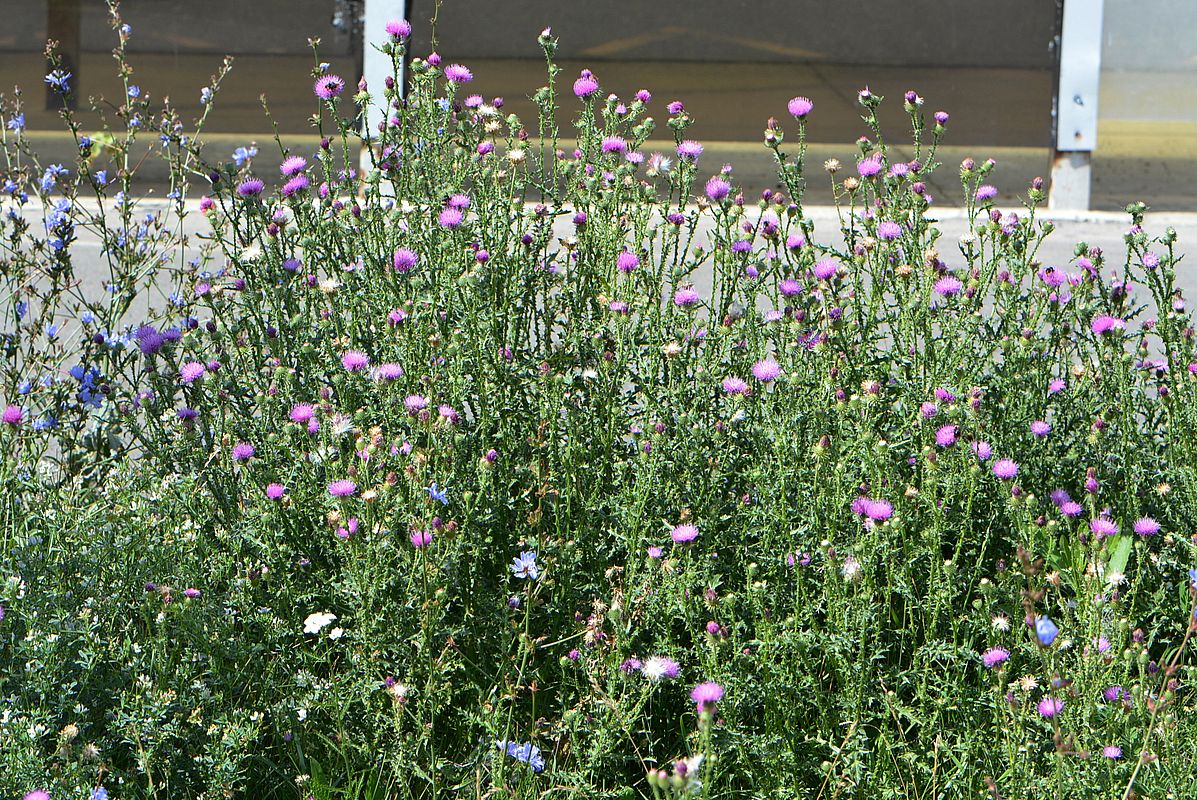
1049 0 1105 211
360 0 408 154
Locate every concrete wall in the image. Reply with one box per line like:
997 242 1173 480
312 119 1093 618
1103 0 1197 71
0 0 354 55
410 0 1060 68
2 0 1060 66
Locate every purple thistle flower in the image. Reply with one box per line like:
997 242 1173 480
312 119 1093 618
857 156 883 178
673 287 700 307
975 184 998 202
393 247 419 273
620 657 643 674
282 175 309 196
933 276 963 297
374 363 404 381
410 529 432 548
1030 420 1052 437
722 376 750 395
671 523 699 543
404 394 428 414
752 358 782 383
1049 378 1066 394
342 350 370 371
1050 489 1072 507
876 221 902 240
677 140 703 159
1133 516 1160 536
438 207 464 229
1102 745 1122 759
981 647 1010 668
1060 501 1084 518
787 96 813 119
970 440 993 461
314 75 345 99
3 405 23 426
1090 517 1119 539
813 259 838 280
573 71 599 98
179 361 206 383
328 479 357 497
136 325 165 355
386 19 412 38
231 442 255 462
705 176 731 201
237 178 264 197
617 251 639 273
864 499 893 521
443 64 473 83
691 681 724 712
601 136 627 154
1091 314 1126 335
335 517 358 539
935 424 957 447
992 458 1019 479
779 278 802 297
280 155 307 176
266 483 286 499
289 403 315 423
1037 696 1064 718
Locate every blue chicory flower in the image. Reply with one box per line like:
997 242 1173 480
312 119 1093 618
1036 616 1059 647
511 551 539 580
45 69 72 94
232 145 258 168
497 740 545 773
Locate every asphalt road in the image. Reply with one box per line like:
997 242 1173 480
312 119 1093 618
30 200 1197 328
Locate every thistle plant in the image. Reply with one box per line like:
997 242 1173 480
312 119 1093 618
3 5 1197 800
